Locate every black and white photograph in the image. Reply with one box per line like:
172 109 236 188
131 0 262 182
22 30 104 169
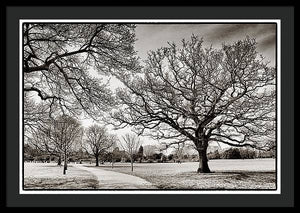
21 20 279 193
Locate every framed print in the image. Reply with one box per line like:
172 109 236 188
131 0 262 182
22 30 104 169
4 6 294 207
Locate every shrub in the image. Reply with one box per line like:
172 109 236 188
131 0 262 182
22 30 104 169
161 155 167 162
150 153 163 160
240 149 256 159
208 150 221 159
221 148 242 159
167 154 174 161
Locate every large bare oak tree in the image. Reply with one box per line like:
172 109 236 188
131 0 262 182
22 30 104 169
111 36 276 173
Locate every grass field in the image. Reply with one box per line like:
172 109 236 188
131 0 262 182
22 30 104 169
24 163 98 189
95 159 276 190
24 159 276 190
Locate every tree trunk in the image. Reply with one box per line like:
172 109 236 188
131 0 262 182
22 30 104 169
57 155 61 166
131 157 133 172
197 147 211 173
95 156 99 166
63 164 67 175
63 154 67 175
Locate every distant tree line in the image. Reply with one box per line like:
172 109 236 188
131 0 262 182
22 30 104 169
207 148 275 160
25 139 275 167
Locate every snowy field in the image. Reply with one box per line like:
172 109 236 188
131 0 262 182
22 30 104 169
96 158 276 189
24 159 276 190
24 163 98 189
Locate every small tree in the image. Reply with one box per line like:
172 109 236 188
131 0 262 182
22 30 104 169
173 143 185 163
121 133 141 172
108 138 119 168
30 125 62 165
29 115 82 174
52 115 82 174
84 125 114 166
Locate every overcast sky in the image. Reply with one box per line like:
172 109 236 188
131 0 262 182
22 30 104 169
135 23 276 66
81 23 277 149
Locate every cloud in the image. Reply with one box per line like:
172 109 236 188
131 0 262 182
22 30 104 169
206 24 275 41
258 33 276 50
135 23 276 65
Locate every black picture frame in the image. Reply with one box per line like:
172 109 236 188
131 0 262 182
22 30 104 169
4 6 294 207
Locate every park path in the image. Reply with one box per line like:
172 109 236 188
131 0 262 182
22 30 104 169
73 164 157 189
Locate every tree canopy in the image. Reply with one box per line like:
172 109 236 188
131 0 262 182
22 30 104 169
23 23 139 120
29 114 82 169
111 36 276 172
83 124 115 166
